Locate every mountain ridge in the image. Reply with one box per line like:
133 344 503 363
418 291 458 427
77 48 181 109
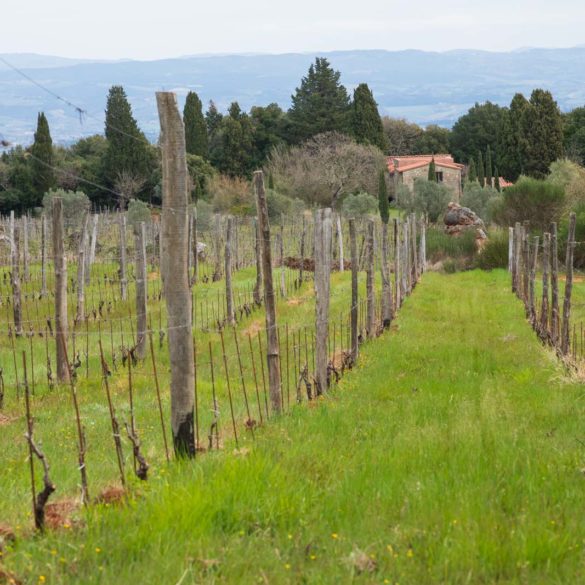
0 47 583 146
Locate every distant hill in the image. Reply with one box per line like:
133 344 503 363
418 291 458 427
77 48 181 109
1 48 584 146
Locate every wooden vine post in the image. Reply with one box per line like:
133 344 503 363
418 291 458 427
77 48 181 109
135 222 148 359
157 91 196 456
11 224 23 337
52 198 70 383
349 218 359 363
254 170 282 414
314 208 332 394
550 222 560 344
119 214 128 301
253 217 263 305
561 212 576 355
365 219 376 337
380 218 392 328
225 216 235 325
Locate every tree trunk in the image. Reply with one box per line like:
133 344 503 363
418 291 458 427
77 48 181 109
157 91 196 457
52 198 70 383
253 170 281 414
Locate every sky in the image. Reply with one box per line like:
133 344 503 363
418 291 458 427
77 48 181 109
2 0 585 59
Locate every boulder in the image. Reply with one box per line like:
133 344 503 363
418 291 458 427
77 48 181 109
443 202 487 246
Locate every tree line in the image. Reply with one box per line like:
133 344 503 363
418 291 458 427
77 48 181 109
1 56 584 214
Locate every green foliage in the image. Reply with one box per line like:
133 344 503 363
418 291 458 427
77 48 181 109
30 112 55 205
183 91 209 159
467 158 477 183
42 188 90 231
460 182 498 223
520 89 564 179
209 174 254 215
428 157 436 182
382 117 423 155
450 102 506 164
266 190 305 222
413 124 450 154
341 192 378 218
559 203 585 268
476 229 509 270
210 102 254 177
377 169 389 224
186 154 215 201
127 199 151 234
288 58 350 143
425 227 477 265
485 145 493 187
350 83 387 152
0 147 34 212
102 86 156 202
397 179 451 223
493 176 565 231
193 199 214 231
563 106 585 165
477 150 485 187
250 104 286 168
498 93 529 180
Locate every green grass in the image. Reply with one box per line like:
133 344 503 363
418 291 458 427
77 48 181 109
3 269 585 584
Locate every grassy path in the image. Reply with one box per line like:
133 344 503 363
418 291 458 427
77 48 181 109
4 269 585 584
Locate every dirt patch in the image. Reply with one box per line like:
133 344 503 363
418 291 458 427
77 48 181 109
243 320 263 338
0 567 22 585
284 257 351 272
45 498 80 530
95 486 126 505
286 297 304 306
0 414 14 427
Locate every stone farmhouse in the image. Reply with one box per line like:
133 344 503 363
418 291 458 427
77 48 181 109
387 154 464 200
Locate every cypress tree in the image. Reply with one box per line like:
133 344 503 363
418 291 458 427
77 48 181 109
205 101 223 138
211 101 254 177
103 86 153 201
183 91 208 158
477 150 485 186
428 157 437 182
467 158 477 182
498 93 529 181
520 89 564 179
494 168 501 192
30 112 55 204
288 57 350 143
351 83 387 151
378 169 389 224
485 145 493 187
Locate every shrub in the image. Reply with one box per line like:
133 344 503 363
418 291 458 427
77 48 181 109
425 227 477 264
493 176 565 231
194 200 214 231
42 189 90 231
127 199 151 235
396 179 451 223
460 182 498 223
341 192 378 218
266 190 306 222
559 203 585 268
209 174 254 216
477 229 509 270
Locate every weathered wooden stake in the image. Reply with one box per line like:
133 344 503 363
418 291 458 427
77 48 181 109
561 212 576 355
314 208 332 394
135 222 148 359
349 219 359 363
52 198 69 383
157 91 196 457
254 170 282 413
